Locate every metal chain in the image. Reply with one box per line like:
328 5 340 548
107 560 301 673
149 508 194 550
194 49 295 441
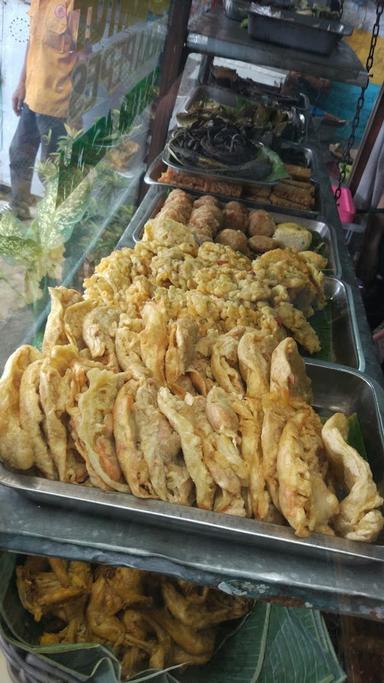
334 0 384 205
337 0 344 21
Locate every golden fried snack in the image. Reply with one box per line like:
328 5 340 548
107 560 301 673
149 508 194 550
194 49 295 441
211 329 245 396
76 368 129 491
82 306 120 370
63 299 95 350
140 301 168 385
19 359 57 480
285 164 312 180
222 201 249 233
277 406 339 537
0 345 42 472
157 387 216 510
191 395 246 517
216 229 249 255
270 337 312 403
159 167 242 198
248 235 277 254
322 413 384 542
39 345 87 483
165 316 198 390
248 210 276 237
43 287 82 354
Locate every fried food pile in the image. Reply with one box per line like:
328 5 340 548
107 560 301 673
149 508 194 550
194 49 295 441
1 298 382 541
154 190 315 257
159 165 316 211
16 556 251 679
84 209 326 353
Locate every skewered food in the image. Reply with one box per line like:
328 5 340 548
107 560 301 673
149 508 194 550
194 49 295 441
16 556 252 679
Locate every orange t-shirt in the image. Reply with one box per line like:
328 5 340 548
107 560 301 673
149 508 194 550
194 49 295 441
25 0 79 118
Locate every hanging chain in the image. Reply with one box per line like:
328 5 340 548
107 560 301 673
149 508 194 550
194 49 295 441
334 0 384 206
337 0 344 21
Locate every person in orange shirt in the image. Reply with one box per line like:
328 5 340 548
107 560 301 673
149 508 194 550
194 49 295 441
10 1 80 219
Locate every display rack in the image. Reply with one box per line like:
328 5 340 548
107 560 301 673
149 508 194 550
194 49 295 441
0 8 383 626
187 8 369 86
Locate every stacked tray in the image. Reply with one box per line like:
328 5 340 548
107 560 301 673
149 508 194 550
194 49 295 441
119 185 362 371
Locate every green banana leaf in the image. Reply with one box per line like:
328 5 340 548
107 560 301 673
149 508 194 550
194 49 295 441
347 413 368 460
306 304 333 362
0 553 345 683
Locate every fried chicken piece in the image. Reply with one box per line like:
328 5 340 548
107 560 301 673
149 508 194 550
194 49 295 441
157 387 216 510
86 569 151 648
270 337 312 402
41 616 90 645
43 287 82 354
16 564 86 622
0 345 42 471
322 413 384 542
277 407 339 537
161 579 250 629
147 608 216 657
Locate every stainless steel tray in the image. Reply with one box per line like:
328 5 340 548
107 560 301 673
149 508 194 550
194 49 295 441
321 277 363 370
183 84 308 142
124 186 340 275
248 4 353 56
208 67 310 111
1 362 383 564
119 188 362 369
145 153 321 219
224 0 251 21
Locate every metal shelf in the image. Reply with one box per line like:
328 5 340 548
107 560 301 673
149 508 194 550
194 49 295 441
187 9 368 87
0 50 383 621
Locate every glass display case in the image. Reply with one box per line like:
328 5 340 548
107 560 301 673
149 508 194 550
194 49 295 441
0 2 383 682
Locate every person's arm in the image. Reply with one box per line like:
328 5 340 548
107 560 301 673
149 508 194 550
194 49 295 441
12 41 29 116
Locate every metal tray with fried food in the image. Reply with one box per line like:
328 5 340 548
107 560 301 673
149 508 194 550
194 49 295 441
0 362 383 565
123 186 338 272
145 153 321 218
118 187 363 369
